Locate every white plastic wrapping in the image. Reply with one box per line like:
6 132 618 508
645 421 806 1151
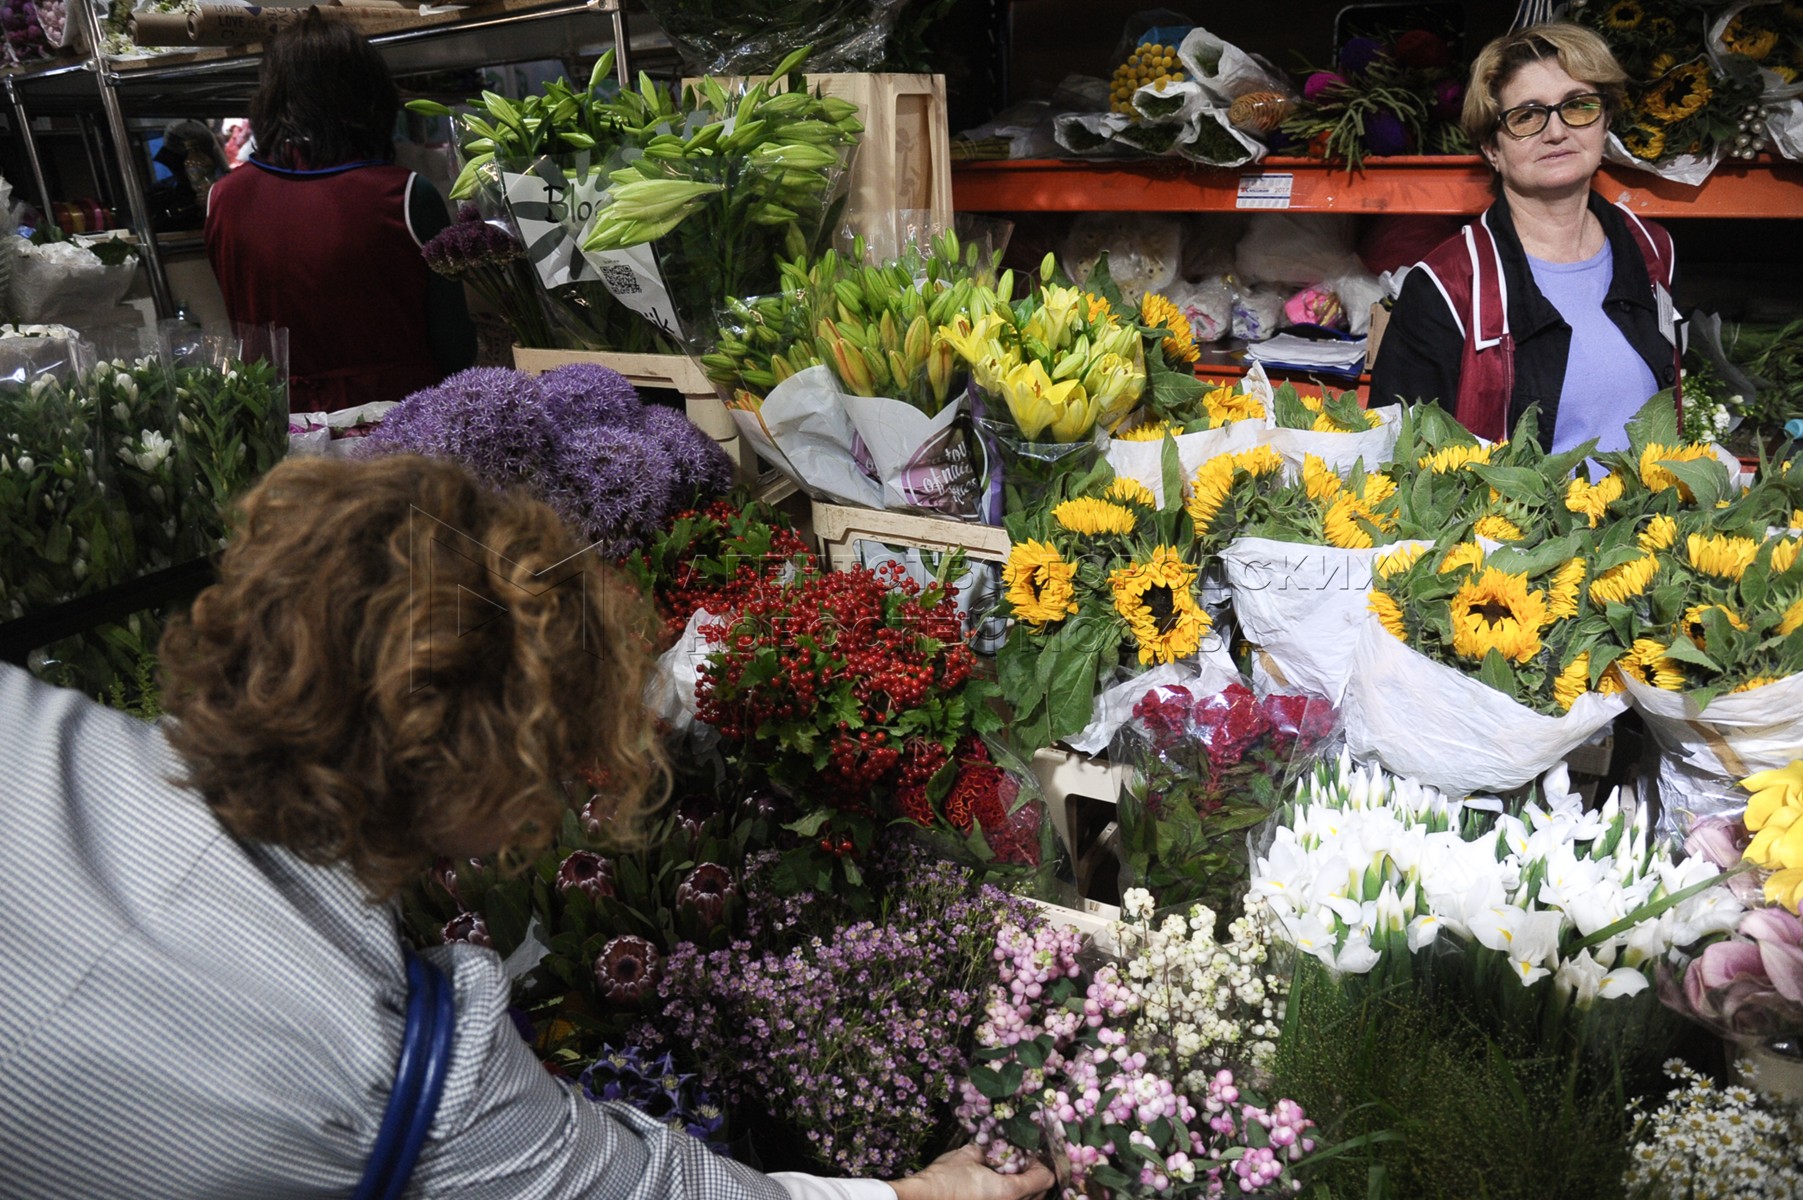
1619 670 1803 841
1175 26 1291 106
1064 646 1241 756
1223 537 1431 702
728 365 884 509
839 392 981 519
644 607 723 737
1603 131 1724 187
1264 403 1403 480
8 239 138 323
1341 614 1628 796
1105 417 1268 506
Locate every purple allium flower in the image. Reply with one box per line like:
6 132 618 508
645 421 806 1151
370 367 558 489
595 935 663 1005
421 212 526 277
441 911 492 948
542 424 676 555
556 850 617 900
534 362 646 433
640 404 734 507
675 863 737 929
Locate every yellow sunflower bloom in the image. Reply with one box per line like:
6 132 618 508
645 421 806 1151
1302 455 1342 503
1232 445 1285 478
1438 542 1486 575
1358 474 1398 506
1749 811 1803 873
1084 293 1114 323
1639 442 1717 499
1202 384 1265 424
1681 602 1749 649
1185 456 1236 533
1590 554 1660 607
1369 591 1408 641
1374 544 1426 579
1003 539 1081 628
1474 514 1526 542
1791 508 1803 531
1450 567 1549 664
1622 125 1667 163
1553 653 1592 712
1115 420 1180 443
1565 474 1625 527
1732 676 1783 693
1722 14 1780 60
1780 597 1803 637
1620 638 1687 691
1140 292 1201 366
1548 557 1586 620
1766 867 1803 915
1602 0 1644 29
1771 537 1799 576
1687 533 1761 582
1105 477 1158 509
1053 497 1139 537
1324 497 1379 549
1109 546 1211 665
1639 514 1679 553
1418 443 1493 474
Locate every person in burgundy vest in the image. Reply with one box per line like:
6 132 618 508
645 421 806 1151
1370 24 1683 450
205 13 475 414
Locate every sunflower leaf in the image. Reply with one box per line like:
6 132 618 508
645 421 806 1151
1624 391 1680 453
1661 635 1720 672
1661 458 1730 508
1477 648 1517 697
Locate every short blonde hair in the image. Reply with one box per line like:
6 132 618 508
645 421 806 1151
161 454 664 899
1462 23 1628 145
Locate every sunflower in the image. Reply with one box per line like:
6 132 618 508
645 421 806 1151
1688 532 1761 582
1438 542 1486 575
1650 51 1680 77
1731 676 1784 693
1553 653 1592 712
1085 293 1114 323
1110 546 1210 665
1370 591 1408 641
1374 544 1426 579
1722 15 1779 60
1548 557 1587 620
1680 602 1749 649
1450 567 1549 664
1639 442 1717 498
1771 537 1799 576
1639 513 1679 553
1780 597 1803 637
1622 125 1668 163
1232 445 1285 477
1299 392 1382 431
1140 292 1201 366
1590 553 1660 607
1302 454 1342 503
1792 509 1803 532
1474 514 1526 542
1324 496 1382 549
1663 63 1713 121
1106 477 1158 509
1202 384 1265 424
1619 638 1687 691
1115 419 1180 443
1358 474 1398 506
1418 443 1494 474
1601 0 1644 29
1003 539 1081 627
1565 474 1625 528
1054 496 1139 537
1185 456 1237 533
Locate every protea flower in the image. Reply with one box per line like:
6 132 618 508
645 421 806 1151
675 863 737 929
674 791 720 848
441 911 492 948
594 935 663 1004
556 850 617 900
430 856 460 902
737 789 782 821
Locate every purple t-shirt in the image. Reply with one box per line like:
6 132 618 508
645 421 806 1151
1529 244 1658 455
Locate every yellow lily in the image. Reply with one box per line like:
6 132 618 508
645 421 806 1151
1022 284 1084 349
1082 350 1145 432
1000 359 1096 442
1743 760 1803 831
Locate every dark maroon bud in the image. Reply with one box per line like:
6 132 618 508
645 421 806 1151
594 935 663 1004
556 850 617 900
675 862 737 929
441 911 491 948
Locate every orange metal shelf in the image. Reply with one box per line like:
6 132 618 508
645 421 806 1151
952 155 1803 219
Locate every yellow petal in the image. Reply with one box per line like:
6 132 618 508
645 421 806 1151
1745 784 1799 832
1765 866 1803 914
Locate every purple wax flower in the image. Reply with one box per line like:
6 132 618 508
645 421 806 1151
675 863 737 929
1432 78 1465 125
640 404 734 507
556 850 617 900
534 362 647 432
595 935 663 1004
1303 71 1345 101
1338 35 1386 76
441 911 492 948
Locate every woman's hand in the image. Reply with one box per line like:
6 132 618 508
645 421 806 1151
889 1144 1054 1200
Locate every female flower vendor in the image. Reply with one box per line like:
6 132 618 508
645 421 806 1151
1369 23 1684 451
0 455 1050 1200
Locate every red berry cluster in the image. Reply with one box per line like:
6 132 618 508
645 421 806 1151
938 738 1043 866
647 500 816 640
892 738 951 827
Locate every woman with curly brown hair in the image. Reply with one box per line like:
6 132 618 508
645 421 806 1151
0 455 1048 1200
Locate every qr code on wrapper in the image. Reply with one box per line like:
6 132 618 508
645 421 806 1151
600 264 641 295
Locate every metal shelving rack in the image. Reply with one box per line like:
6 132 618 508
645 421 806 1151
1 0 655 318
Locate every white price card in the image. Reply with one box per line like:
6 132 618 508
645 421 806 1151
1236 173 1294 210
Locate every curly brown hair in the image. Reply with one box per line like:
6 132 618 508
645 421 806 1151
160 454 664 899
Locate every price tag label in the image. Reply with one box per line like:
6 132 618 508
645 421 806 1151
1236 173 1294 210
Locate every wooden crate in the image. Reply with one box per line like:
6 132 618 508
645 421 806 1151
684 73 954 248
809 501 1009 572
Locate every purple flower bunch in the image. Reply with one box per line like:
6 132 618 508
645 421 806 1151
370 363 733 555
659 856 1036 1177
419 205 555 347
958 922 1317 1198
579 1043 728 1149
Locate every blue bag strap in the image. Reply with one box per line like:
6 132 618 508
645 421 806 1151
353 949 456 1200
